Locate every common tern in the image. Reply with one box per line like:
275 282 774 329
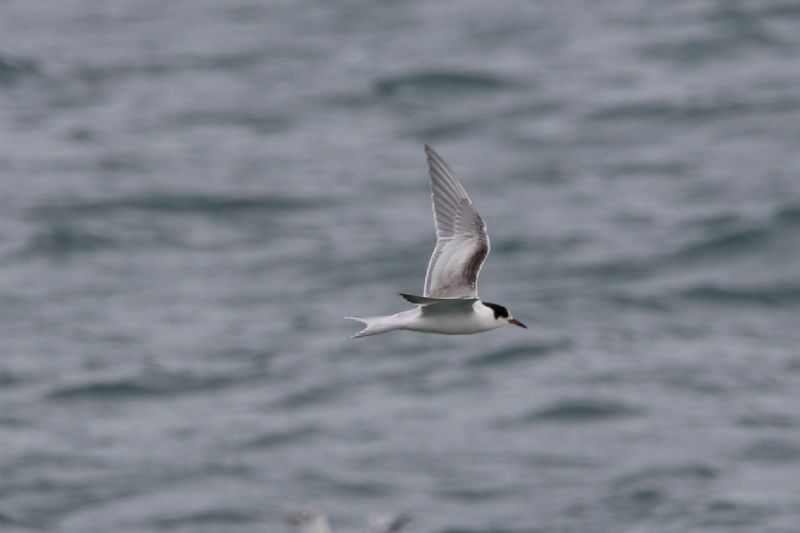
347 145 526 338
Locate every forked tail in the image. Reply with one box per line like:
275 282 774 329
345 315 402 339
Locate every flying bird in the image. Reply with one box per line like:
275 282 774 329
347 145 526 338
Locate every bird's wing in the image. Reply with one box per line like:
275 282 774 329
399 293 478 305
423 145 490 299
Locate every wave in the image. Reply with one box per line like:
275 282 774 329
163 110 291 135
0 54 39 85
373 69 522 96
19 193 327 258
611 463 719 487
588 93 800 123
436 485 517 503
741 439 800 464
405 116 487 142
775 202 800 224
675 283 800 306
34 193 326 217
0 370 22 387
45 370 262 401
72 50 267 84
24 225 117 256
579 225 770 280
466 339 571 367
270 384 349 410
243 424 322 450
152 509 259 528
523 399 642 423
0 510 15 527
572 201 800 282
441 527 539 533
297 470 395 498
605 463 720 526
737 413 798 428
669 226 770 262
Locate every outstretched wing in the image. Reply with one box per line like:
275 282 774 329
423 145 490 299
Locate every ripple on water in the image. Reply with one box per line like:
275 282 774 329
45 370 264 401
696 499 772 529
436 485 518 503
298 469 395 498
775 202 800 224
604 463 719 525
577 200 799 283
372 69 523 97
163 110 292 135
465 338 571 368
522 399 642 423
70 50 267 85
669 226 770 262
406 116 488 142
436 528 533 533
33 194 328 217
242 424 323 450
0 55 39 84
0 415 26 429
24 225 117 257
675 284 800 307
270 383 350 411
736 413 798 429
20 194 330 258
0 370 23 387
152 508 260 529
588 92 800 124
670 201 800 265
741 439 800 464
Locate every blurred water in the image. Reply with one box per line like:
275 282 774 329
1 1 800 532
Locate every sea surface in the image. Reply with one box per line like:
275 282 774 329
1 1 800 532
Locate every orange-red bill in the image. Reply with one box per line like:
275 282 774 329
509 318 527 329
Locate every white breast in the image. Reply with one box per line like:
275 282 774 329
405 301 503 335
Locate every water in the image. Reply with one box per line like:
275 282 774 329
1 1 800 531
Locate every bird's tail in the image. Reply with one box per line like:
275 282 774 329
345 315 403 339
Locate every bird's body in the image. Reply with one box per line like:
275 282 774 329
347 145 525 338
349 299 505 338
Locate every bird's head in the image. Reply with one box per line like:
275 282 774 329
483 302 527 329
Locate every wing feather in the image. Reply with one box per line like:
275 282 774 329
423 145 490 299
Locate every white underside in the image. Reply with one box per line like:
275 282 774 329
356 301 504 336
409 306 502 334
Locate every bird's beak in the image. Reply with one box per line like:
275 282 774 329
509 318 527 329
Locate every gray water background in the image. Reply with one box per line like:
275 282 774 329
1 1 800 532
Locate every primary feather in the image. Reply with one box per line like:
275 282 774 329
423 145 490 299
